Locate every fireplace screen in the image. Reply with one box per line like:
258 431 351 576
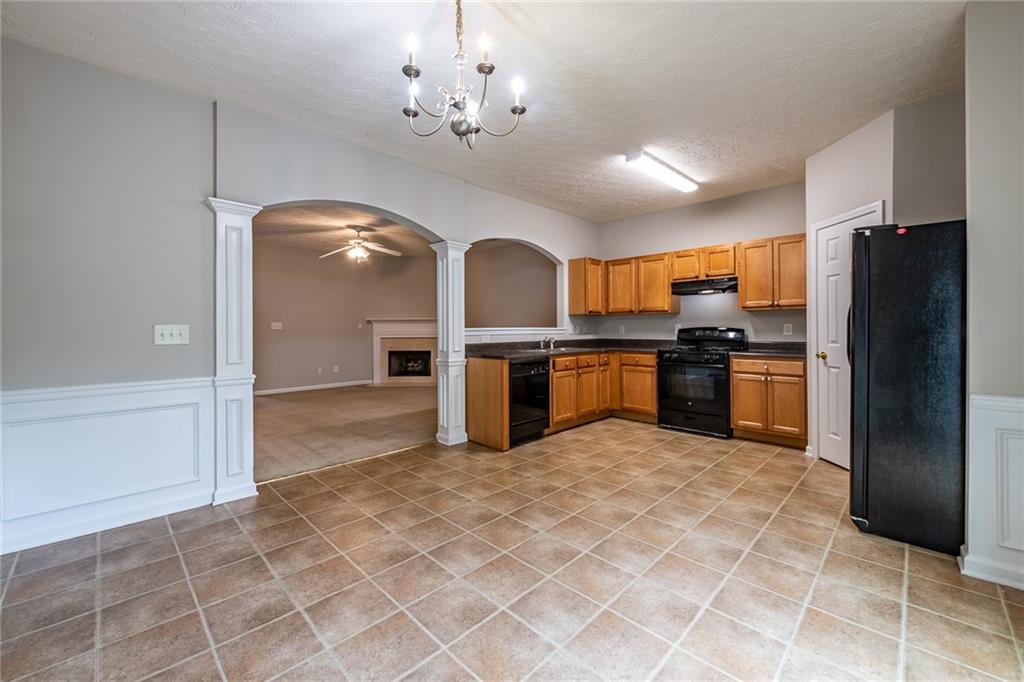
388 350 432 377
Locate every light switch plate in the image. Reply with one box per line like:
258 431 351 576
783 323 793 336
271 321 283 330
154 324 189 345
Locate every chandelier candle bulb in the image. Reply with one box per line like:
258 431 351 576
408 82 419 109
479 32 491 63
406 33 418 66
512 77 524 106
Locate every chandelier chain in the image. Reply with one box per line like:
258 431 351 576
455 0 464 54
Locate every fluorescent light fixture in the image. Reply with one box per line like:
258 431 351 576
625 150 698 193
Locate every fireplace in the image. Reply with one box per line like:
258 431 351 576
388 350 431 378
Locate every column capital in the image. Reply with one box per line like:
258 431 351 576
430 240 473 256
207 197 263 218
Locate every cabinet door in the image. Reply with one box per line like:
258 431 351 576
606 258 637 313
737 239 774 309
550 369 577 425
598 365 612 411
731 372 767 430
585 258 605 314
577 366 599 417
767 375 807 436
773 235 806 308
701 243 736 278
671 250 701 281
637 253 672 312
620 366 657 415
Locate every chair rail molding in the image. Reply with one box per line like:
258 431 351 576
208 197 263 504
960 393 1024 590
432 240 471 446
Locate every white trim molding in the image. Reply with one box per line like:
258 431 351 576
1 377 216 552
208 197 263 505
805 200 885 465
960 393 1024 590
431 241 471 446
254 380 373 397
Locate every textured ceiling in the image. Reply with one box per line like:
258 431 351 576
2 2 965 222
253 204 434 257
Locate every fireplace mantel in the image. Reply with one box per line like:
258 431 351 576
368 319 438 385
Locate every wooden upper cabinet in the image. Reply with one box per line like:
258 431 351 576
568 258 605 316
606 258 638 314
701 243 736 278
738 234 805 310
671 249 701 281
637 253 676 313
737 239 775 309
773 234 806 308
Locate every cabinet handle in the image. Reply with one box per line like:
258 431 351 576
763 364 768 371
761 376 767 382
767 376 773 382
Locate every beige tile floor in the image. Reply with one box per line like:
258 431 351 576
2 419 1022 681
254 385 436 481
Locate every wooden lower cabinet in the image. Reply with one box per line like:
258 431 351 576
730 355 807 445
550 368 578 425
577 365 599 417
620 365 657 415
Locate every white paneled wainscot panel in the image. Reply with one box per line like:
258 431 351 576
961 394 1024 590
1 378 216 552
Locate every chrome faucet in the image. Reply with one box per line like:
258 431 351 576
540 336 555 350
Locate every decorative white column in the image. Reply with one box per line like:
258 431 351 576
207 198 262 504
431 241 471 446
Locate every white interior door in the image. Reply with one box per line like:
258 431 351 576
811 202 883 469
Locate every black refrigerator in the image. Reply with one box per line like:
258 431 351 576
849 220 966 555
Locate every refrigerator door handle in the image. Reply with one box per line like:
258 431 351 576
846 305 853 364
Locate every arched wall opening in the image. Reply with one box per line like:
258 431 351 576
465 239 560 329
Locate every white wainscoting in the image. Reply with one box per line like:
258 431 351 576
960 393 1024 590
1 377 216 553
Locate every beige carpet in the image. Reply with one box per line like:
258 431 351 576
254 385 436 481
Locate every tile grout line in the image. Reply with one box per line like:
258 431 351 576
162 515 230 682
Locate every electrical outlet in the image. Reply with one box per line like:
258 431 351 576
271 321 283 330
674 323 682 333
783 323 793 336
618 324 626 334
154 324 189 345
332 365 339 373
317 367 323 375
357 322 363 329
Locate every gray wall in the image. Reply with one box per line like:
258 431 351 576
965 3 1023 396
465 241 557 328
805 110 895 227
1 39 215 389
591 183 807 342
893 89 966 226
253 243 435 392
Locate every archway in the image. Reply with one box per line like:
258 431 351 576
206 197 468 503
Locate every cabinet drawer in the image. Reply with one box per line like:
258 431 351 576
620 353 656 367
599 353 612 366
731 357 804 377
552 356 577 371
577 354 599 369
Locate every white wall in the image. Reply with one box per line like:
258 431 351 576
591 183 807 342
1 39 215 389
805 110 895 227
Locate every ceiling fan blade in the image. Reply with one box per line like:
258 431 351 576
364 242 402 257
318 245 355 259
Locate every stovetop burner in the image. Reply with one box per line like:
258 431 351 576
657 327 748 364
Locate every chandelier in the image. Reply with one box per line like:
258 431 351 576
401 0 526 149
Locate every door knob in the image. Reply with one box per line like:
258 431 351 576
816 351 828 360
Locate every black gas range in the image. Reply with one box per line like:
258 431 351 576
657 327 747 438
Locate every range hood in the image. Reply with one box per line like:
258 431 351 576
671 276 738 296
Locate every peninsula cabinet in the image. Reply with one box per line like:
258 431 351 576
568 257 605 315
737 234 806 310
605 257 638 313
730 355 807 446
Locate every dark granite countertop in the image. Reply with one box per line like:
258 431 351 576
731 341 806 358
467 338 673 362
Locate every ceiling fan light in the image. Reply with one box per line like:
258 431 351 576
348 245 370 260
625 150 698 193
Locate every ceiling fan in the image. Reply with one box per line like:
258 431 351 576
317 228 402 263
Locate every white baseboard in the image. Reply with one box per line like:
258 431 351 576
253 379 372 396
1 377 217 553
436 430 468 447
962 393 1024 589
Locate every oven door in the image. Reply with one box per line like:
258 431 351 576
657 362 729 417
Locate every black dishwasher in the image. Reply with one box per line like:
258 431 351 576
508 360 549 445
